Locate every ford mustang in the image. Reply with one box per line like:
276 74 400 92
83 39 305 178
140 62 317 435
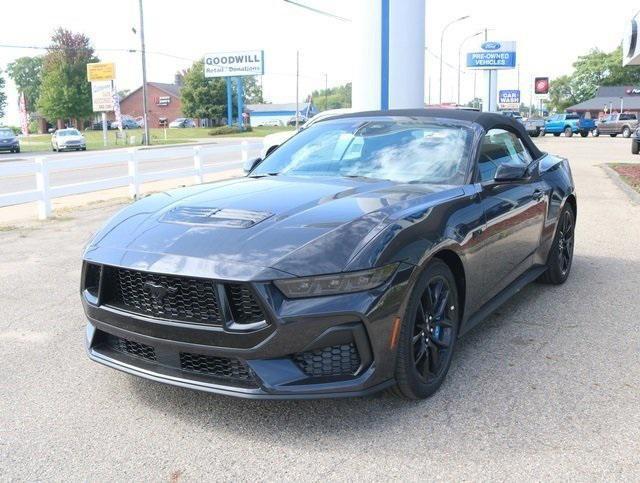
81 109 576 399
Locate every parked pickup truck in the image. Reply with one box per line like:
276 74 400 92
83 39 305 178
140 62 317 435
522 117 545 137
543 113 596 137
593 113 639 138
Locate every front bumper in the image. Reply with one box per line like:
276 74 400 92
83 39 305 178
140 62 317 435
0 143 18 151
83 263 413 399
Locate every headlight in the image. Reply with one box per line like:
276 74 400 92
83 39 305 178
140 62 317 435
274 264 398 299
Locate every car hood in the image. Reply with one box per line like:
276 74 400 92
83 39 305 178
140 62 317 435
85 176 463 280
59 135 84 142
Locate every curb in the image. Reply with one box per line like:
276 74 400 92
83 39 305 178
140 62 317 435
601 164 640 205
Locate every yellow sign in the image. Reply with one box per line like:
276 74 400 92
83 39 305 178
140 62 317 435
87 62 116 82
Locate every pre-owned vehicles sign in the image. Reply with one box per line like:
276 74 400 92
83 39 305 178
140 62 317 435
466 41 516 69
204 50 264 77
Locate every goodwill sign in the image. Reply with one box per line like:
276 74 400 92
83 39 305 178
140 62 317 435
467 41 516 69
204 50 264 77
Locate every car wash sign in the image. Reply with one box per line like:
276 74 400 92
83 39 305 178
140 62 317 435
499 89 520 109
204 50 264 77
467 41 516 69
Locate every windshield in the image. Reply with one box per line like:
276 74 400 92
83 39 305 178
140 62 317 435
252 118 473 185
0 129 14 139
58 129 80 136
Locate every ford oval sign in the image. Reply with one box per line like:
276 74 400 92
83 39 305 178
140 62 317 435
482 42 501 50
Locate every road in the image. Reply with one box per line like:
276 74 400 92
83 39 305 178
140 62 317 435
0 139 261 195
1 136 639 480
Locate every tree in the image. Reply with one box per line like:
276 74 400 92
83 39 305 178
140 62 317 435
7 56 43 114
547 47 640 112
547 75 579 113
242 76 264 104
38 28 99 124
311 83 352 110
180 59 231 120
0 70 6 119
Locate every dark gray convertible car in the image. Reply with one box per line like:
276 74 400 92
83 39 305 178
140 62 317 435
81 109 576 399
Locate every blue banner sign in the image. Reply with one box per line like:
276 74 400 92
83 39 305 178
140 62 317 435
499 90 520 104
466 41 517 70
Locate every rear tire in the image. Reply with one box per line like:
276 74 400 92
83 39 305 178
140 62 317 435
391 259 460 399
564 127 573 137
579 131 588 137
632 140 639 155
592 128 599 137
553 133 561 137
541 130 546 136
539 204 575 285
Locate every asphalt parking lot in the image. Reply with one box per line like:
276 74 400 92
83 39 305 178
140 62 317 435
1 136 639 480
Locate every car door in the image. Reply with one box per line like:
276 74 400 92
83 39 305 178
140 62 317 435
602 114 616 134
474 128 547 303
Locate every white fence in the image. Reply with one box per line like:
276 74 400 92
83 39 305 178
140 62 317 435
0 141 255 220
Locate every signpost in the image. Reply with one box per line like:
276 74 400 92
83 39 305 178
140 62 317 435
87 62 116 147
466 41 517 112
204 50 264 128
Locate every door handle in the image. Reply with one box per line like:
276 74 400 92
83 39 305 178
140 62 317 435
533 188 544 201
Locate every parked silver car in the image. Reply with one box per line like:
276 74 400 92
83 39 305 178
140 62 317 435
51 129 87 152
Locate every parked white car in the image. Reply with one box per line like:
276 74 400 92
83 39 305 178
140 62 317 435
51 129 86 152
260 108 352 158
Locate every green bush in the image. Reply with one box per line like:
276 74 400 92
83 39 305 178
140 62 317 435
207 125 252 136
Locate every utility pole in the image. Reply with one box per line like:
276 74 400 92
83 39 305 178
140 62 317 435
138 0 150 145
295 50 299 129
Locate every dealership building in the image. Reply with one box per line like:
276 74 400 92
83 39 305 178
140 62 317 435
566 86 640 119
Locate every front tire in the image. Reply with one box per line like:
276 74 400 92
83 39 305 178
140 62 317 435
610 133 618 137
392 259 459 399
553 133 561 137
579 130 588 137
632 140 639 155
623 127 631 138
539 204 575 285
593 128 600 137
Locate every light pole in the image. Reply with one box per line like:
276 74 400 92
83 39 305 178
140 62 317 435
138 0 150 145
457 31 482 105
439 15 470 104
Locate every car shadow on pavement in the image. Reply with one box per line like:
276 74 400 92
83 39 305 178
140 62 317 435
127 253 612 439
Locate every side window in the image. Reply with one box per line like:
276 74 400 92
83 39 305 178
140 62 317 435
477 129 533 182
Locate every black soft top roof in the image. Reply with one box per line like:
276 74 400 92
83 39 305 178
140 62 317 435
331 108 543 159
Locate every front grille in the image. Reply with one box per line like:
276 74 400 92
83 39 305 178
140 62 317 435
180 352 255 384
105 334 157 361
227 284 265 323
293 343 361 378
100 266 265 327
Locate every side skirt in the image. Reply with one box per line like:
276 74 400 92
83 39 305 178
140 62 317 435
458 265 547 337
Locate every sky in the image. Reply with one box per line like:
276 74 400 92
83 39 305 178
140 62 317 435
0 0 638 125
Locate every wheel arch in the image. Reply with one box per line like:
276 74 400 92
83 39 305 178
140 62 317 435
432 249 466 322
565 194 577 221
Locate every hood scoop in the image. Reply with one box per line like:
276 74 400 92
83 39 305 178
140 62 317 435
161 206 273 228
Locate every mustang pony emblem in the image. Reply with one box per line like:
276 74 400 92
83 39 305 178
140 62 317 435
143 281 178 302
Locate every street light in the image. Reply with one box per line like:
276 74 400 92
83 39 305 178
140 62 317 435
457 31 483 105
439 15 470 104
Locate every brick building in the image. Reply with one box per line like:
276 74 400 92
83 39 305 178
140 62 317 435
118 82 183 127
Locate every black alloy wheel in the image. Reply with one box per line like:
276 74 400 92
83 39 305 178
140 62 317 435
392 259 459 399
539 204 575 284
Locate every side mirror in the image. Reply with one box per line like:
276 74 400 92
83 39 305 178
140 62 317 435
243 157 262 174
494 162 528 182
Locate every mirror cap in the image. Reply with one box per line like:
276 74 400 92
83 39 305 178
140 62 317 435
243 157 262 174
494 162 528 182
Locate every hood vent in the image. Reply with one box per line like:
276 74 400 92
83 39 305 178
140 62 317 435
161 206 273 228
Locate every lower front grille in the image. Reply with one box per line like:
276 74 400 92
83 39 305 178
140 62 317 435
98 332 257 387
180 352 255 383
293 343 361 378
105 334 156 361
